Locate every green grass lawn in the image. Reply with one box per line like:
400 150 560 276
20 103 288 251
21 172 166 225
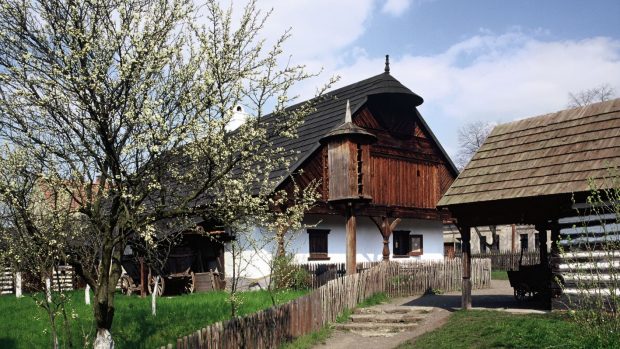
397 310 615 349
0 289 307 349
491 270 509 280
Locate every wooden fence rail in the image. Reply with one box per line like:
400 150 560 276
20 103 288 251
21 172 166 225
454 250 540 271
0 268 13 295
159 258 491 349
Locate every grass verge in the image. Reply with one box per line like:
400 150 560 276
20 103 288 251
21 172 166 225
0 288 307 349
396 309 609 349
279 326 332 349
491 270 508 280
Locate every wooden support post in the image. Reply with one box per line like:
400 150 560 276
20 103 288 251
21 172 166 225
345 203 357 275
381 217 390 261
461 226 472 310
511 224 517 252
549 221 561 299
536 224 548 266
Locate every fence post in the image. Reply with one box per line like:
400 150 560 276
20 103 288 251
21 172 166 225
15 272 22 298
85 284 91 305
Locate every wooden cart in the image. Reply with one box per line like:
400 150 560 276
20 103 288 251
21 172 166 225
119 245 225 296
507 264 549 301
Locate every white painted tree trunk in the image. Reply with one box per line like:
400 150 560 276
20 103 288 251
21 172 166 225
45 277 52 303
94 328 114 349
15 272 22 298
85 284 91 305
151 276 159 316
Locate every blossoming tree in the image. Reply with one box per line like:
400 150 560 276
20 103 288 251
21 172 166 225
0 0 328 347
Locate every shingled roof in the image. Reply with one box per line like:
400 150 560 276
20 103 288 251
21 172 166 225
267 72 458 187
438 98 620 207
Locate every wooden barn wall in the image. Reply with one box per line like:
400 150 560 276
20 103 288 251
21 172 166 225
438 163 455 195
368 156 440 208
278 145 328 200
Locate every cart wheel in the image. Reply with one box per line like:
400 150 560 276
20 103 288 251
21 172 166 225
148 272 165 296
514 286 528 301
185 272 195 294
120 275 134 296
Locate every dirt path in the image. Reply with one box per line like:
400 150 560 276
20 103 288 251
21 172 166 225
312 280 549 349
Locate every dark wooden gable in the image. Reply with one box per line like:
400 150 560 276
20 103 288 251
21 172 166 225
278 92 457 219
359 95 456 209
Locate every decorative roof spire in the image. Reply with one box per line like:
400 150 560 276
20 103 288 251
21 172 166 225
319 100 377 145
345 99 352 123
384 54 390 74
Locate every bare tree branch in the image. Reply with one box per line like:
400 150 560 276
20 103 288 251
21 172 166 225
567 84 616 108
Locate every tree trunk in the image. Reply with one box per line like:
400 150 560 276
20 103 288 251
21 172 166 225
275 227 286 259
92 234 122 349
151 276 159 316
94 328 114 349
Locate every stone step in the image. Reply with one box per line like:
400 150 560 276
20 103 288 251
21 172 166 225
354 306 433 315
349 313 424 323
333 322 418 333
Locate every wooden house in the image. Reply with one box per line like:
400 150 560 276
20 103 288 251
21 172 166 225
227 60 459 280
437 98 620 309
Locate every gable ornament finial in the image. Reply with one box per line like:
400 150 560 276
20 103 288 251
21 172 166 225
345 99 352 123
384 54 390 74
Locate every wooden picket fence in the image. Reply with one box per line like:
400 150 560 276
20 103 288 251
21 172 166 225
454 250 540 271
298 261 380 288
159 258 490 349
384 258 490 297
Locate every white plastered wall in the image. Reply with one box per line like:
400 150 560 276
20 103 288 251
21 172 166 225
224 214 445 279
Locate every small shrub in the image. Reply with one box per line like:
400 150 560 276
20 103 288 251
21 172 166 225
559 170 620 347
272 254 311 290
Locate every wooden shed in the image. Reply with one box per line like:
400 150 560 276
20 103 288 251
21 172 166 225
437 98 620 309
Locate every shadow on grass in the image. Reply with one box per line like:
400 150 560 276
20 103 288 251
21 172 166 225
113 306 162 348
0 338 16 348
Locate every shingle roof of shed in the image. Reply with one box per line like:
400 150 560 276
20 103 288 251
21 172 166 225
437 98 620 207
267 72 427 183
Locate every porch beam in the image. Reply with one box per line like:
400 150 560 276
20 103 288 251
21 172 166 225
371 216 401 261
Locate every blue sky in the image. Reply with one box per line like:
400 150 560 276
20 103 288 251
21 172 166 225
248 0 620 159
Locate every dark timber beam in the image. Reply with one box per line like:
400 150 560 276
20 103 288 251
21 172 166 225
550 222 560 256
460 225 472 310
